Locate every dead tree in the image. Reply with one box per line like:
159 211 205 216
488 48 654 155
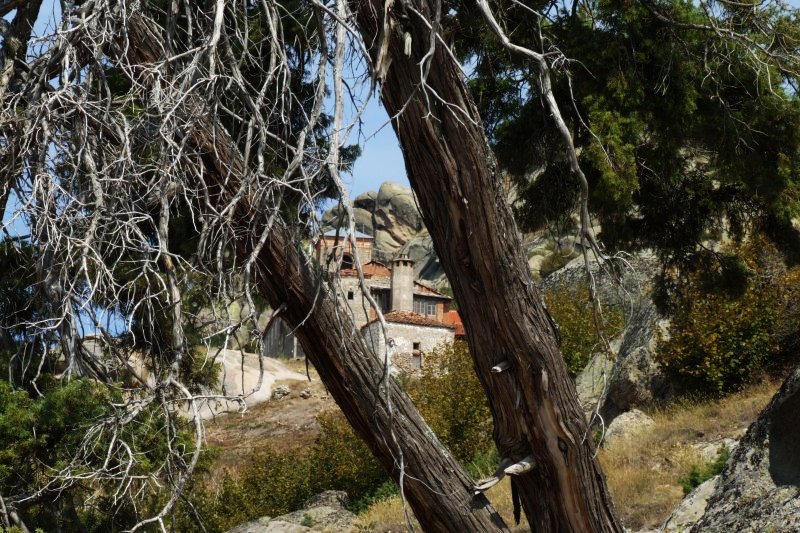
108 7 509 532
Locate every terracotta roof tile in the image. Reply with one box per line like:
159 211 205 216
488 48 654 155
362 311 456 330
413 281 451 299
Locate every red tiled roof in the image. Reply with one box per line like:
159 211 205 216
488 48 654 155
443 310 466 337
338 260 391 279
362 311 456 330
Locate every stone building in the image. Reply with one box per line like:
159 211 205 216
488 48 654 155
263 232 460 374
362 311 455 374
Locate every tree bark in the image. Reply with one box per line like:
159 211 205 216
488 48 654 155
116 11 508 532
353 0 622 530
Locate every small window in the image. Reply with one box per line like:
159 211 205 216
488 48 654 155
413 342 421 351
426 300 436 315
347 290 354 300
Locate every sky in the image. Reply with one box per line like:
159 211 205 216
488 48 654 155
343 99 408 198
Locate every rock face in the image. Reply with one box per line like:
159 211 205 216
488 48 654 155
691 366 800 531
225 491 358 533
322 182 446 284
574 350 615 418
602 304 673 420
542 252 673 421
662 475 719 532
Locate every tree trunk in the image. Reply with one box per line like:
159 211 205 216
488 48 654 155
353 1 622 530
116 12 509 532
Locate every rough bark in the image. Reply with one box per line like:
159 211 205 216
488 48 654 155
116 12 508 532
353 0 622 530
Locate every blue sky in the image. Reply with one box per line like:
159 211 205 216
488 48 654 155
344 100 408 197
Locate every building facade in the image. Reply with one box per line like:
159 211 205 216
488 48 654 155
262 232 460 374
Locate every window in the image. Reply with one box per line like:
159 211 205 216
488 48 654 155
413 342 421 351
371 289 390 312
413 298 438 316
341 253 354 270
347 290 354 300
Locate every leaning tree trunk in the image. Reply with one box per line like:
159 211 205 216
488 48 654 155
114 11 508 532
353 1 622 530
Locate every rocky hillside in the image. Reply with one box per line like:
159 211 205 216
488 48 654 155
323 181 592 286
323 182 446 285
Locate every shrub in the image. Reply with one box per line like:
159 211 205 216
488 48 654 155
406 340 494 462
657 284 777 394
178 410 388 531
679 446 730 495
181 341 497 531
656 236 800 395
543 285 625 376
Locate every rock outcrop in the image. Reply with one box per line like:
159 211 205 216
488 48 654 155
543 252 673 421
603 408 655 443
690 366 800 531
322 182 446 284
662 476 719 532
602 304 672 420
225 491 358 533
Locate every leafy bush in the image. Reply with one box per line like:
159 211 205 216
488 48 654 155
656 236 800 395
679 446 730 495
406 340 494 462
182 341 496 531
178 410 389 531
543 285 625 376
657 284 777 394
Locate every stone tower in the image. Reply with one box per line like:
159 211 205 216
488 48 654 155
391 254 415 312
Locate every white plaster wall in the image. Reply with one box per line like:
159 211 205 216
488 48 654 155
362 322 454 374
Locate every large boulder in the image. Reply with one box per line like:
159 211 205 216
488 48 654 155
321 182 444 283
602 304 673 420
690 366 800 531
373 181 424 254
225 491 357 533
541 251 673 420
575 350 615 418
662 475 719 532
603 408 655 443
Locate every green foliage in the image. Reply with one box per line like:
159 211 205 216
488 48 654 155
657 237 800 395
462 0 800 273
679 446 730 495
406 341 494 462
177 410 389 531
180 341 496 531
543 285 625 376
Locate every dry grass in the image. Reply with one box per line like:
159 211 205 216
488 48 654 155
355 379 780 532
355 476 529 533
599 379 779 530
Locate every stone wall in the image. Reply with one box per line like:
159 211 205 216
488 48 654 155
362 321 454 376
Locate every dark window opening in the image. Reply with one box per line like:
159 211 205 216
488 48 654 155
347 290 354 300
341 253 354 270
413 342 421 351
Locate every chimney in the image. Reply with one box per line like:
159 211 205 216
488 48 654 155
391 254 415 312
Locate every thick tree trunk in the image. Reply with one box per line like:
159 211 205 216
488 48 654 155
354 1 622 530
117 12 508 532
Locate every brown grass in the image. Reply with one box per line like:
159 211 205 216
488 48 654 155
599 379 779 530
355 379 780 532
355 476 529 533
